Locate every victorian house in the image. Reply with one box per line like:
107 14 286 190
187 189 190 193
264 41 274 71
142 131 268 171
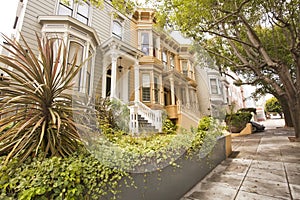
6 0 202 133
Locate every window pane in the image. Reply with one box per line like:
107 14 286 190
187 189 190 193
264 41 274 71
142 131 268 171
210 79 218 94
77 1 89 16
141 32 149 55
154 76 159 103
112 21 122 39
58 3 73 16
68 42 84 91
170 54 175 68
86 50 92 94
77 1 89 24
142 88 150 101
182 60 188 76
68 42 83 66
76 14 88 24
142 74 150 101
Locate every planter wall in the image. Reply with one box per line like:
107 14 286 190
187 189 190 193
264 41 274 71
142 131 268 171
105 136 226 200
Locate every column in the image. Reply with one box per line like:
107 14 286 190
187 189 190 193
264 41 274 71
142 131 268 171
170 77 175 105
186 86 190 108
134 59 140 102
110 54 117 99
101 65 107 98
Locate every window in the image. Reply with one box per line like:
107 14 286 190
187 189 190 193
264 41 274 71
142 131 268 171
68 41 84 91
181 88 186 105
210 78 218 94
141 32 149 55
153 36 158 58
58 0 73 16
162 50 167 67
86 50 92 94
112 21 122 39
170 54 175 69
142 74 150 101
182 60 188 76
76 1 89 24
58 0 90 25
154 76 159 103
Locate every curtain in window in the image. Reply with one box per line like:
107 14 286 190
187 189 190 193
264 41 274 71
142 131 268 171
68 42 83 90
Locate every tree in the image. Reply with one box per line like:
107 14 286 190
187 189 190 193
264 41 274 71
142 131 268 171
265 97 283 118
158 0 300 138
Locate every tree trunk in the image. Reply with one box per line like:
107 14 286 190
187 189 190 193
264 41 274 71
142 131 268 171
277 96 294 127
288 99 300 138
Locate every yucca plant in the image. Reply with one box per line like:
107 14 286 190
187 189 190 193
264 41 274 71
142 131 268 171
0 34 87 164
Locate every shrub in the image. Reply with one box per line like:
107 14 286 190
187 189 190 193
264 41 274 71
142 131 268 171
225 112 252 133
0 34 87 164
0 152 130 200
198 116 213 131
162 118 177 134
95 97 130 132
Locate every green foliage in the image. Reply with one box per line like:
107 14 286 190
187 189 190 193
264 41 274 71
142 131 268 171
0 152 130 200
225 112 252 133
189 116 223 154
198 116 213 131
265 97 282 114
0 34 87 164
162 118 177 134
95 97 130 132
158 0 300 137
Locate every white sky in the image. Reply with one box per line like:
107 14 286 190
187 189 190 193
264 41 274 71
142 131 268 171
0 0 19 45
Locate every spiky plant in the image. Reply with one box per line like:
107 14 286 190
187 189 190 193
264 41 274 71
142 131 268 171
0 34 87 164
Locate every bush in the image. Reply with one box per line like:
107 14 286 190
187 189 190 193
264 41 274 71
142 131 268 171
225 112 252 133
162 118 177 134
0 152 130 200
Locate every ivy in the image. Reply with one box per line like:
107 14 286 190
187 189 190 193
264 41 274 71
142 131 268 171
0 151 131 200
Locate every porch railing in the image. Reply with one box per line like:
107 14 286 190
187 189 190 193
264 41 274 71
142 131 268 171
129 101 162 134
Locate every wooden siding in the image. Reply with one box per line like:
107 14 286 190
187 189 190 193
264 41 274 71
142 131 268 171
19 0 56 53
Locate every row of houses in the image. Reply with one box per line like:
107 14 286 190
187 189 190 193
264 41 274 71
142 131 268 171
0 0 245 134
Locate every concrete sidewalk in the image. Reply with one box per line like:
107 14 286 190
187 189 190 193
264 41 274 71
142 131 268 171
181 128 300 200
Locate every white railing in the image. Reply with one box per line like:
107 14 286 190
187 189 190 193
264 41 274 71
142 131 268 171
129 101 162 134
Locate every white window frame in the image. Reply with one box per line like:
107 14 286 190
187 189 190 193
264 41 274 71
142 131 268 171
57 0 91 25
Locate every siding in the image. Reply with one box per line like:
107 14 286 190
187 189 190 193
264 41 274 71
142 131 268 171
91 3 112 42
19 0 56 53
93 45 104 97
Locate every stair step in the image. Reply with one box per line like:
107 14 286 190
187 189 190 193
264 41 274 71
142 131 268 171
137 114 158 133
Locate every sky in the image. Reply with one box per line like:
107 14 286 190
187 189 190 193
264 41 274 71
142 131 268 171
0 0 19 45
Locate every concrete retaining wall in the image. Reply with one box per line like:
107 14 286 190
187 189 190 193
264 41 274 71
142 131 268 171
104 136 226 200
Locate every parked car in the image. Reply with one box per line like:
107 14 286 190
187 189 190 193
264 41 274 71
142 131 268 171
250 121 265 132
